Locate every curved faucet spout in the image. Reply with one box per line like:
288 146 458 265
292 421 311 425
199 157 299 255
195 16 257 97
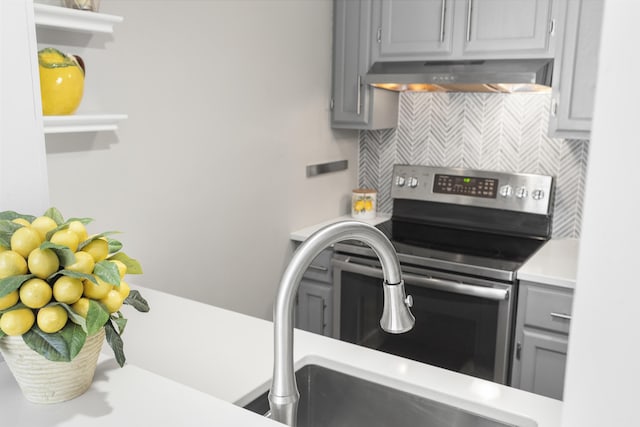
268 221 415 426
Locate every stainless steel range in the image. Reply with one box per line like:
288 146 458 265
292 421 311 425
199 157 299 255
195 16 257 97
331 165 555 384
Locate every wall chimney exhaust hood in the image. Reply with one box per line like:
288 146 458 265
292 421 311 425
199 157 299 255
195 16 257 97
363 59 553 93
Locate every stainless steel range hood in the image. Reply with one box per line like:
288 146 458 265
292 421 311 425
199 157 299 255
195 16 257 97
363 59 553 93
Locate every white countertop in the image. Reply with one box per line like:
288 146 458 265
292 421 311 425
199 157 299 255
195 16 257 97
0 286 563 426
517 238 580 289
290 214 391 242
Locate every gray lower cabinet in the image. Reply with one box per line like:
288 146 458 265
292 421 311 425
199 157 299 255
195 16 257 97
511 280 573 400
295 248 334 337
331 0 399 130
372 0 557 62
548 0 604 138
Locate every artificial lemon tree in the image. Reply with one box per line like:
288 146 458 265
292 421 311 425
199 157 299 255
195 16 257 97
0 207 148 367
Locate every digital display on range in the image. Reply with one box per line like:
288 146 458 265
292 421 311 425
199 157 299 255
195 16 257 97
433 174 498 198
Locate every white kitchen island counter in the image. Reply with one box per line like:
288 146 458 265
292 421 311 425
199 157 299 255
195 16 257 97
0 287 563 426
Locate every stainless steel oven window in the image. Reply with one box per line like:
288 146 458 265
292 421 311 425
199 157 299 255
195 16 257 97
332 254 514 384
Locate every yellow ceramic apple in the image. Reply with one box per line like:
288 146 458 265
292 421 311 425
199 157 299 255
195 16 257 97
38 48 85 115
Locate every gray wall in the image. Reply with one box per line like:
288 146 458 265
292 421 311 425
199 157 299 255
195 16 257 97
42 0 359 320
359 92 588 238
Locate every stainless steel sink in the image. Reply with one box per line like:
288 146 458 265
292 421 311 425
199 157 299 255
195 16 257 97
244 365 521 427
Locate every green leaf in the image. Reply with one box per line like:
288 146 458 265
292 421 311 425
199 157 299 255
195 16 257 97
52 269 97 284
22 325 71 362
53 302 87 333
107 238 123 254
0 274 35 298
94 260 121 285
0 329 5 338
111 312 127 335
66 217 93 225
44 217 93 241
105 320 126 367
77 231 121 251
86 299 110 336
124 290 150 312
40 241 76 267
44 207 64 225
108 252 143 274
0 302 28 315
0 211 36 222
59 322 87 360
0 219 23 248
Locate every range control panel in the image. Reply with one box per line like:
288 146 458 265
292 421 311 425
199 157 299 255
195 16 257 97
391 165 555 215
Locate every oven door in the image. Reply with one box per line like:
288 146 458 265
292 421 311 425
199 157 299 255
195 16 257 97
331 253 514 384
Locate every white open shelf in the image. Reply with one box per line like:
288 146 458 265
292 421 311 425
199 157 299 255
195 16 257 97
33 3 123 34
43 114 128 134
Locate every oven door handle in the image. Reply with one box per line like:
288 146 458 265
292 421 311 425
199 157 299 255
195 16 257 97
333 258 509 301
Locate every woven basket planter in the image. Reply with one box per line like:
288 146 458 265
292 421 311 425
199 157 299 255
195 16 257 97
0 328 104 404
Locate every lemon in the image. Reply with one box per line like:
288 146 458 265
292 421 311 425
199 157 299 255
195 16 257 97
50 229 79 252
31 216 58 240
117 280 131 300
0 308 35 336
83 276 112 300
100 289 124 313
52 276 84 304
0 250 28 279
111 259 127 279
71 297 90 318
10 226 42 258
19 278 53 309
68 220 88 244
66 250 95 275
0 290 19 311
83 238 109 262
12 218 31 227
27 248 60 279
37 305 68 333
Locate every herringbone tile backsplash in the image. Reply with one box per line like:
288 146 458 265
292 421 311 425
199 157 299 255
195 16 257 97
359 92 589 238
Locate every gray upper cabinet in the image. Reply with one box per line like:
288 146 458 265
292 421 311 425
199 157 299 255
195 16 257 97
331 0 399 130
372 0 557 61
464 0 555 55
375 0 454 59
548 0 603 138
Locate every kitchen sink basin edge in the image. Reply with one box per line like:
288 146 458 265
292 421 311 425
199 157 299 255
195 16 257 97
236 355 537 427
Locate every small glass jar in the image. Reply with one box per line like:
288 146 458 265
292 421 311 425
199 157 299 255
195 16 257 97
63 0 100 12
351 189 377 220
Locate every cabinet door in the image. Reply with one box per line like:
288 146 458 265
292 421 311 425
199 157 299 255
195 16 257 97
464 0 554 55
518 329 568 400
296 280 333 337
332 0 398 129
548 0 603 138
374 0 454 60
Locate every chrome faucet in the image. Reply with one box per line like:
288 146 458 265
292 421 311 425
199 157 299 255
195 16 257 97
268 221 415 426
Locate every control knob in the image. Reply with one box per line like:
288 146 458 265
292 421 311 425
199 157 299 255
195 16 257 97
395 176 406 187
532 189 545 200
499 185 513 198
515 187 528 199
408 177 419 188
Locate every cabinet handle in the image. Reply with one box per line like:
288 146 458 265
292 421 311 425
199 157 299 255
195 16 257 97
550 98 558 116
466 0 473 42
307 264 329 273
439 0 446 43
550 312 572 321
356 75 362 116
516 342 522 360
549 18 556 35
